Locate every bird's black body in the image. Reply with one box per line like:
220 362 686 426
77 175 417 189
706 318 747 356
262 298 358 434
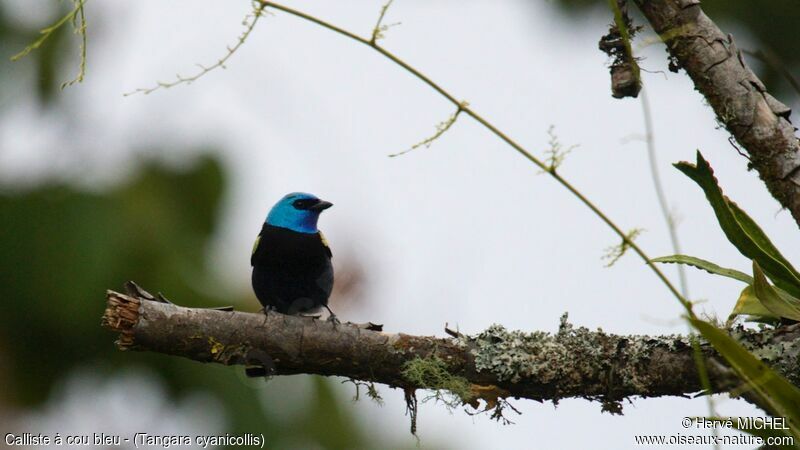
251 223 333 314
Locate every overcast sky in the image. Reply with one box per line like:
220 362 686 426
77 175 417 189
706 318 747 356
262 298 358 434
3 1 799 448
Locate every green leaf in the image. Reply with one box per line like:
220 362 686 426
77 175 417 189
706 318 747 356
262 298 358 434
753 261 800 321
652 255 798 323
728 285 778 323
729 201 796 274
652 254 752 284
690 318 800 441
675 151 800 297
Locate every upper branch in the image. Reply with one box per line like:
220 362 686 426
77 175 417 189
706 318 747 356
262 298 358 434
102 288 800 411
632 0 800 226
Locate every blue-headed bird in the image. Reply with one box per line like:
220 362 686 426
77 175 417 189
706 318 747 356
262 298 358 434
251 192 336 320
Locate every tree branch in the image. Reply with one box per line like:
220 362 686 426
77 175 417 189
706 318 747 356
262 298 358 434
631 0 800 227
102 288 800 412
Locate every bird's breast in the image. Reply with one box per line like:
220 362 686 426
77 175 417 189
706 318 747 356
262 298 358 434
252 224 330 270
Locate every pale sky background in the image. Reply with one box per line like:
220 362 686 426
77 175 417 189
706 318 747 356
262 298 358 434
3 0 799 448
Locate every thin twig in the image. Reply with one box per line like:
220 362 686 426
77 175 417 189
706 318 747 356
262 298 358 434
635 28 716 442
390 102 467 157
11 0 87 62
641 88 688 296
641 86 717 447
124 1 266 96
603 228 644 267
61 0 88 89
539 125 578 174
370 0 399 45
11 0 88 89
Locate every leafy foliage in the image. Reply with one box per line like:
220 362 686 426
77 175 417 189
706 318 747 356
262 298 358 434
752 262 800 322
651 254 752 284
690 319 800 446
729 285 774 322
652 151 800 445
674 152 800 298
655 151 800 322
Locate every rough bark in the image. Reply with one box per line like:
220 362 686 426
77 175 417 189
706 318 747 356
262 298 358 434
102 289 800 412
630 0 800 226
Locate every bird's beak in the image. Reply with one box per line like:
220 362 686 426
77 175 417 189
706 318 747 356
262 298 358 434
310 200 333 211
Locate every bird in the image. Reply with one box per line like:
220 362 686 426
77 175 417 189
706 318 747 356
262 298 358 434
251 192 336 321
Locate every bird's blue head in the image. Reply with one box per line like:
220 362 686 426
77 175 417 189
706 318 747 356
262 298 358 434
265 192 332 233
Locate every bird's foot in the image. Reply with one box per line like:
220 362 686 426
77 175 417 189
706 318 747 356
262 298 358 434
261 305 278 316
323 305 339 326
327 314 341 326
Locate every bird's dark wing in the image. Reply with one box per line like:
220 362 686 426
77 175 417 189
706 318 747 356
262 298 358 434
317 261 334 300
319 231 332 258
250 233 262 266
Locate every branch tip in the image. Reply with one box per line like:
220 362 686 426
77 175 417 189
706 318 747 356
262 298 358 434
102 290 141 349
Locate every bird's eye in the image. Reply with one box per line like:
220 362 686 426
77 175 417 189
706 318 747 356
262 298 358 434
292 199 313 209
